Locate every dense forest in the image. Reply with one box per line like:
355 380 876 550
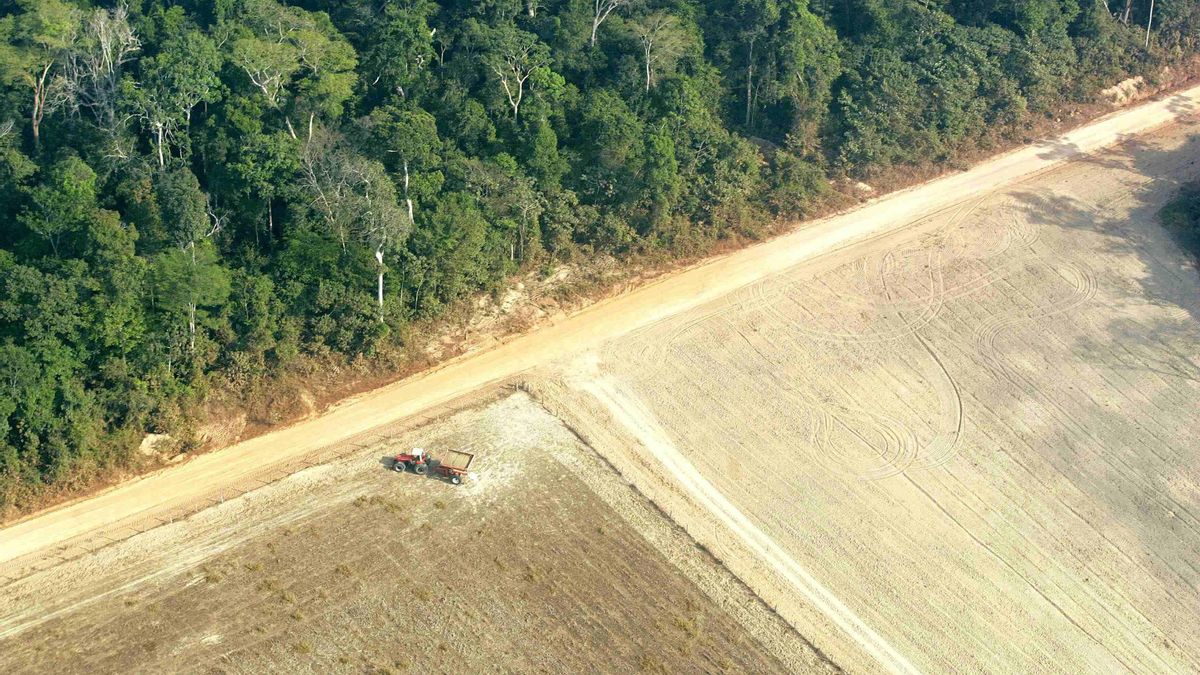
1 0 1197 510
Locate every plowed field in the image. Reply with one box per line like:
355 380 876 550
0 395 831 673
530 121 1200 673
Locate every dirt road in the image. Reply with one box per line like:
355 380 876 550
2 85 1198 573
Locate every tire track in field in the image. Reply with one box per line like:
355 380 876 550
975 258 1099 385
575 374 922 675
909 335 965 470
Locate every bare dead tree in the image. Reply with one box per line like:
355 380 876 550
591 0 635 47
64 6 140 151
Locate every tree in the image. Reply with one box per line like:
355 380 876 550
354 161 410 320
20 155 97 257
641 124 681 223
155 168 223 352
230 0 357 119
152 240 230 358
300 127 410 317
406 193 490 310
0 0 80 148
357 1 436 101
486 26 550 122
630 12 690 92
230 34 299 108
591 0 637 47
61 5 140 158
130 29 221 167
299 127 360 251
363 105 442 224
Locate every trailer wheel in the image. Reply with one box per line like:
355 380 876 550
414 464 428 476
450 475 462 485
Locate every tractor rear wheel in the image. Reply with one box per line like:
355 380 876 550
414 464 428 476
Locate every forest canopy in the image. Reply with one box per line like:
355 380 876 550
1 0 1197 510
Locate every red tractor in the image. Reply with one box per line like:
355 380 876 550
393 447 475 485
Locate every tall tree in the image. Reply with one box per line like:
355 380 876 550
0 0 80 148
630 11 690 92
486 26 550 122
154 168 225 352
130 29 221 167
19 155 97 257
61 5 140 158
353 160 410 320
591 0 636 47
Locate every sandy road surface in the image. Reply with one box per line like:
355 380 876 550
2 85 1199 572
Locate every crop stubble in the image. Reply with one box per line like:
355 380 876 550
0 395 830 673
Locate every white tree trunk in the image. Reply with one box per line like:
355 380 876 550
1145 0 1155 47
188 302 196 352
745 39 755 127
645 45 652 91
375 248 385 320
403 160 414 222
155 122 165 168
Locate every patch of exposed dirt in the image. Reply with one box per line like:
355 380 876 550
0 394 835 674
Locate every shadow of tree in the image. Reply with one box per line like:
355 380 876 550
980 125 1200 656
1014 128 1200 324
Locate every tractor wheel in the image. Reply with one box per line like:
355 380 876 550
414 464 428 476
450 475 462 485
393 461 405 473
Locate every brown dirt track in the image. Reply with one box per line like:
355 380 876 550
531 121 1200 672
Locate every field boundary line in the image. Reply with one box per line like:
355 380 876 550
580 376 921 675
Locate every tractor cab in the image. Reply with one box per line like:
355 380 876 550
393 447 430 475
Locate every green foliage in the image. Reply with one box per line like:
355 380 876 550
1161 183 1200 255
0 0 1196 510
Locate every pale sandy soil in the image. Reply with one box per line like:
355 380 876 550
530 121 1200 673
0 394 833 674
2 86 1198 574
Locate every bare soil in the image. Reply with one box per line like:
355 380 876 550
0 394 833 674
530 121 1200 672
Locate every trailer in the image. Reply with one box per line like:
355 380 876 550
435 450 475 485
393 447 475 485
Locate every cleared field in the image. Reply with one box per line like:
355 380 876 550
531 122 1200 673
0 394 832 673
